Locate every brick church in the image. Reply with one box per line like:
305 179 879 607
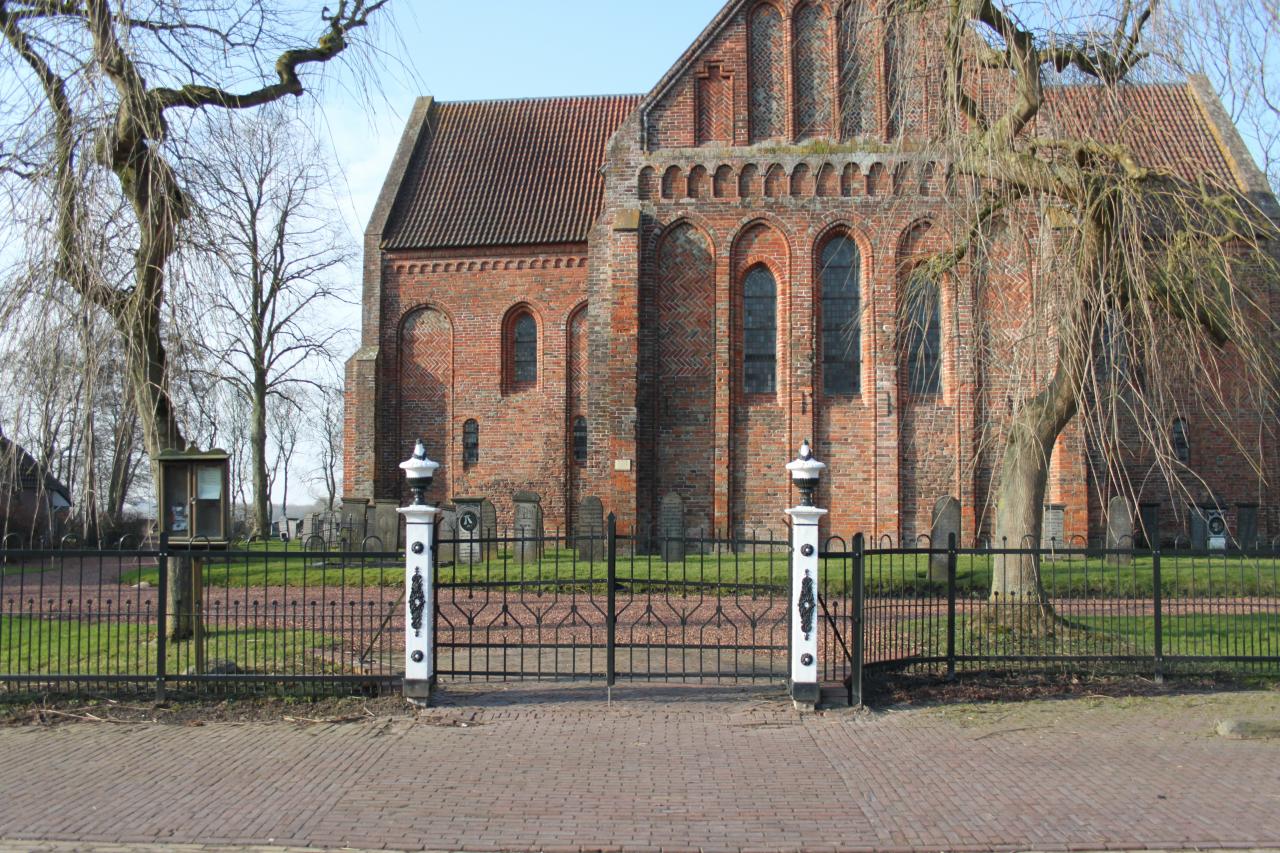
344 0 1278 545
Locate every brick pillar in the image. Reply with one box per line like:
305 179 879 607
607 210 642 534
343 346 380 501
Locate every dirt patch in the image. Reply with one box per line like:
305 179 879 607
0 692 413 727
863 669 1278 708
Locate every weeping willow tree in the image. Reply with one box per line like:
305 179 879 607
876 0 1280 612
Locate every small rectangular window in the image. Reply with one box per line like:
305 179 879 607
463 420 479 464
573 417 588 466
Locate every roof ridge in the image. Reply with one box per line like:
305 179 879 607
436 93 643 107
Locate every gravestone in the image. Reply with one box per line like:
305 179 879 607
435 506 457 564
575 496 605 562
659 492 685 563
340 498 369 549
1237 504 1260 551
1105 496 1134 565
929 496 960 581
454 497 496 564
373 499 400 551
1138 503 1161 550
513 492 544 564
1189 506 1208 550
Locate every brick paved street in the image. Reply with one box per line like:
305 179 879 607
1 683 1278 852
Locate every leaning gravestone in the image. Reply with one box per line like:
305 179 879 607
454 497 496 564
575 496 605 562
929 496 960 581
435 506 457 565
373 499 400 551
659 492 686 563
513 491 544 564
1106 496 1134 565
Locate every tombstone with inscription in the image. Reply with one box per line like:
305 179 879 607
340 498 369 549
928 496 960 580
454 497 496 564
435 506 457 564
1105 496 1134 565
513 491 544 564
1138 503 1161 550
575 496 605 562
659 493 685 563
373 498 400 551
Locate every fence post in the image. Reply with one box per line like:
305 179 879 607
1152 545 1164 684
156 534 168 703
947 532 957 680
399 441 441 706
850 532 864 708
606 513 617 689
785 441 827 708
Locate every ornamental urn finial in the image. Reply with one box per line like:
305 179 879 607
399 440 440 506
785 440 826 507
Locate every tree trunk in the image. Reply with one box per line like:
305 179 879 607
251 372 269 538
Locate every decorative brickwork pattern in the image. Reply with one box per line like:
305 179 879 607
748 3 787 143
644 224 717 535
697 64 734 145
838 0 869 138
794 3 834 140
398 306 453 505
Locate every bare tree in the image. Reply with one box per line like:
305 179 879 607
885 0 1280 613
307 382 344 513
192 106 353 538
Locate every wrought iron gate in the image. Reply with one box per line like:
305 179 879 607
433 517 793 682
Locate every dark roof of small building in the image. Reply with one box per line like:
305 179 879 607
0 436 71 503
383 94 642 251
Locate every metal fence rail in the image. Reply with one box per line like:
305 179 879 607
843 537 1280 690
1 541 403 697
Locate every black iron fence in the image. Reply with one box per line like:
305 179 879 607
2 527 1276 701
1 538 403 697
824 534 1280 706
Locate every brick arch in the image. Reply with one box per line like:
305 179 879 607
866 161 886 195
661 165 683 200
501 302 544 394
640 221 717 537
638 166 658 201
748 1 787 143
841 162 861 196
790 162 813 197
730 220 790 534
713 164 736 199
793 1 834 140
398 305 453 505
566 301 590 530
687 164 710 199
816 162 839 196
739 163 761 197
764 163 787 197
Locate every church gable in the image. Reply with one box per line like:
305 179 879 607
640 0 922 151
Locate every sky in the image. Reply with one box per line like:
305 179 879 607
315 1 726 254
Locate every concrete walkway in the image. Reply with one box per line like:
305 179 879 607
2 683 1278 852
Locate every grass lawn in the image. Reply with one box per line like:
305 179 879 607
0 616 344 676
74 546 1280 600
893 611 1279 664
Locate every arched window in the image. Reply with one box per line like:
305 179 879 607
573 416 588 466
821 236 861 395
1172 418 1190 465
905 274 941 395
512 312 537 386
462 419 479 464
743 266 777 394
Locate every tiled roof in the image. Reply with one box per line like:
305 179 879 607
1041 83 1237 186
383 95 641 251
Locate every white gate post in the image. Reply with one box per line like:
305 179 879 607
786 440 827 708
399 440 440 706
